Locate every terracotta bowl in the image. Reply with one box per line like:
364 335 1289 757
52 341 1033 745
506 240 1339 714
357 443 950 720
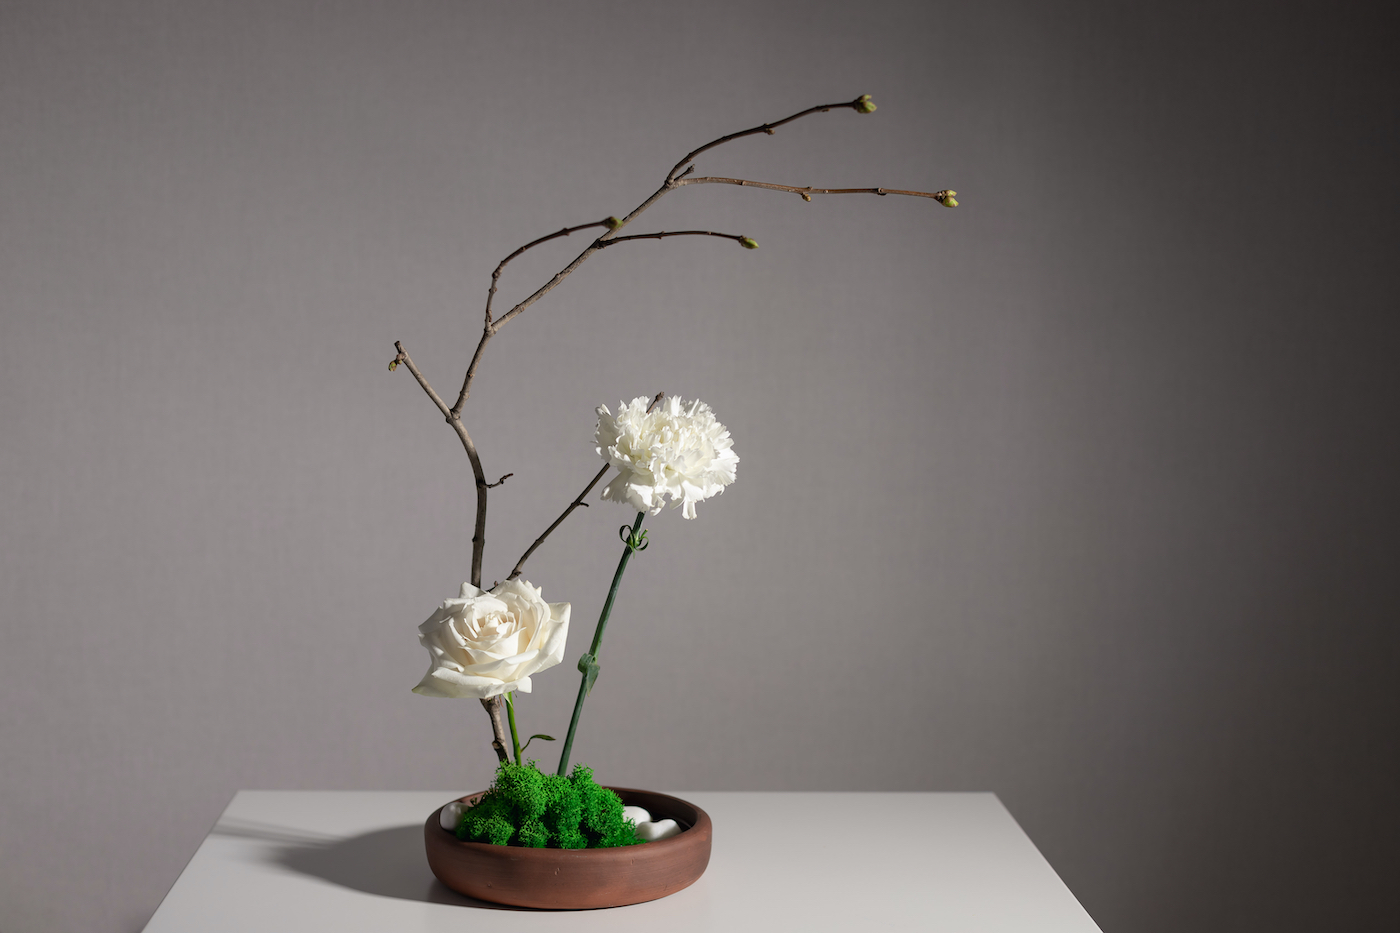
424 787 712 909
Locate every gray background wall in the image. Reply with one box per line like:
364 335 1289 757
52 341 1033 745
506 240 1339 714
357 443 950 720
2 1 1396 930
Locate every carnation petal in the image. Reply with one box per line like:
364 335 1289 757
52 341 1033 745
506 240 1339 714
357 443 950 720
592 395 737 519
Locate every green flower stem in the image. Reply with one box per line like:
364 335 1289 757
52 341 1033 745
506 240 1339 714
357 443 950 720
505 692 523 765
557 511 646 776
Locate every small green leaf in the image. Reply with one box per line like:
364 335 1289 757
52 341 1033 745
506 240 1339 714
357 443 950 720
739 237 759 250
388 360 398 371
529 734 555 742
603 216 622 229
519 733 556 753
855 94 877 114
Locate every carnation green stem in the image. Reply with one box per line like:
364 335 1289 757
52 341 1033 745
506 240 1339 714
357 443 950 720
505 691 523 765
557 511 646 776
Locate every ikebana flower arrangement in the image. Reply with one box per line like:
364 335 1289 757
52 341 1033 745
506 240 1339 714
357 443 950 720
391 94 955 907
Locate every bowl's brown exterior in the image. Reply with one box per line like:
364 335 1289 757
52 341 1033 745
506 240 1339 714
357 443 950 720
424 787 712 909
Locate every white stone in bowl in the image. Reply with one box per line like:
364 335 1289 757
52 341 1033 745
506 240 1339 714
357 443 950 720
634 818 681 842
621 805 652 826
440 799 466 831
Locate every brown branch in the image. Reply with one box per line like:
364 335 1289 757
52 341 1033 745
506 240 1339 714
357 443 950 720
391 351 510 762
666 94 876 182
596 230 754 249
391 341 451 418
674 177 956 204
486 180 672 335
452 219 617 418
454 234 625 413
507 464 609 581
486 473 513 488
507 393 664 581
450 180 672 409
391 341 491 589
482 95 884 338
480 697 509 763
483 219 616 328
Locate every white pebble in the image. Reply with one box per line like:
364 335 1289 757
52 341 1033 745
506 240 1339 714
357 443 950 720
440 800 465 831
621 805 652 826
634 818 681 842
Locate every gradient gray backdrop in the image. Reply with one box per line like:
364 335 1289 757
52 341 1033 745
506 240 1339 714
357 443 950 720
2 1 1396 931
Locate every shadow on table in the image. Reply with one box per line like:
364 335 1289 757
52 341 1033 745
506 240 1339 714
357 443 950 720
213 818 536 910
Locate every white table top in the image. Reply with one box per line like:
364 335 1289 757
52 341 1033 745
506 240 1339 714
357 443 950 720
143 791 1102 932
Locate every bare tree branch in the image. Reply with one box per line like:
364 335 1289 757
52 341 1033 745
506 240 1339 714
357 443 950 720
666 95 876 182
507 464 609 581
674 177 956 204
486 181 671 333
450 182 669 409
484 220 617 327
479 94 893 340
508 392 666 581
392 342 491 589
391 350 513 762
391 341 451 417
450 219 617 419
596 230 755 249
480 697 509 763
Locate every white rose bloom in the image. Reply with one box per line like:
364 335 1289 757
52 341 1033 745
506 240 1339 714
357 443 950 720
595 396 739 519
412 579 570 699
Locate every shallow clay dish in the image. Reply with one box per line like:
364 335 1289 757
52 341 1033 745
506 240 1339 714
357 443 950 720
424 787 712 909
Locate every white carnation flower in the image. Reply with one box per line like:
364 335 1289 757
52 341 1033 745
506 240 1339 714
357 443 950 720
595 396 738 519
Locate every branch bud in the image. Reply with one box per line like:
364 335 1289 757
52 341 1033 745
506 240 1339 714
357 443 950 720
939 190 958 208
855 94 877 114
739 237 759 250
603 216 622 230
388 360 398 371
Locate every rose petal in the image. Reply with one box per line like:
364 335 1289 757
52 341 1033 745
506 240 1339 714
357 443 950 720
466 649 539 679
535 603 571 669
412 669 511 699
413 580 568 700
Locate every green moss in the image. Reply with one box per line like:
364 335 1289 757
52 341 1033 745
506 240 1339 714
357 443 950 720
518 817 549 848
455 760 644 849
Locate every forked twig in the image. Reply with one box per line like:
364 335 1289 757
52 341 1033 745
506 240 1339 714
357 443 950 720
483 220 617 327
665 95 877 182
